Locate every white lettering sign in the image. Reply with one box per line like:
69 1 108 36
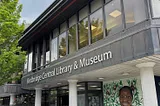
27 51 112 84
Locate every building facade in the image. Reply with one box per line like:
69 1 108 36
19 0 160 106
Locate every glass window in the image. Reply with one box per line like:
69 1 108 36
68 25 77 54
88 82 102 90
28 51 33 72
58 86 69 94
151 0 160 18
123 0 147 28
79 6 88 21
32 44 37 70
105 0 123 35
78 18 89 49
51 37 58 61
90 0 103 13
59 32 67 58
69 15 77 27
49 89 57 106
90 9 104 43
46 38 50 64
78 94 85 106
60 22 67 33
53 28 59 38
77 83 85 91
39 41 43 67
24 55 28 73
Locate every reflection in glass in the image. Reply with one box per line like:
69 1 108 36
123 0 146 28
90 0 103 13
78 94 85 106
49 89 57 106
78 18 89 49
59 32 66 58
60 22 67 34
79 6 88 21
51 37 58 61
105 0 123 35
88 94 100 106
42 91 50 106
151 0 160 17
28 51 33 72
40 42 43 67
90 9 103 43
68 25 77 54
24 55 28 72
46 38 50 65
33 44 37 70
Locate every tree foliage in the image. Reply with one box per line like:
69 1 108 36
0 0 25 85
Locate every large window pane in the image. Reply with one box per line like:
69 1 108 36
78 18 89 49
90 0 103 13
49 89 57 106
46 38 50 64
53 28 59 37
40 42 43 67
32 44 37 70
68 25 77 54
60 22 67 33
90 9 103 43
105 0 123 35
24 55 28 73
59 32 67 58
51 37 58 61
78 94 85 106
28 51 33 72
151 0 160 17
69 15 77 27
79 6 88 21
123 0 147 28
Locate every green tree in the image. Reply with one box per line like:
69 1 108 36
0 0 25 85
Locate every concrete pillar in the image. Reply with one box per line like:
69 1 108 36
10 94 15 106
136 62 158 106
35 88 42 106
68 80 78 106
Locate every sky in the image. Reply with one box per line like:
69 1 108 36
19 0 55 24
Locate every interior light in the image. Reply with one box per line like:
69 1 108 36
90 85 98 88
57 83 62 85
77 84 82 87
78 87 85 90
109 10 121 18
96 88 101 90
121 72 130 76
86 25 97 30
98 77 104 80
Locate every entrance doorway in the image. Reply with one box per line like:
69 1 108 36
58 95 69 106
57 86 69 106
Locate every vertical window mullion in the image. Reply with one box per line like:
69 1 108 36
37 42 41 69
76 12 79 51
88 2 92 45
43 38 46 67
57 26 60 59
144 0 151 19
36 43 40 70
66 19 69 55
32 43 37 71
102 0 107 38
120 0 126 30
49 34 52 63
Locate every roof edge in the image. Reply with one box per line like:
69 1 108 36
19 0 64 42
